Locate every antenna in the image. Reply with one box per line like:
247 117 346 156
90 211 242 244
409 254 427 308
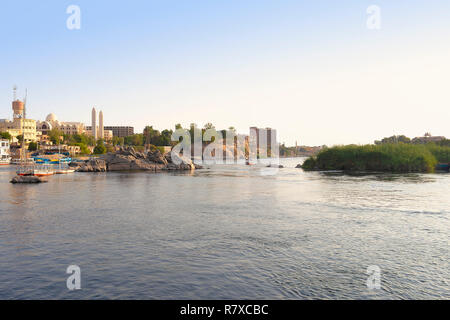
13 85 17 100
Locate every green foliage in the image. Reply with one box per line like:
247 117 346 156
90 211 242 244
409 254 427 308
64 133 95 146
28 141 38 151
112 136 124 146
48 128 64 144
375 135 411 145
436 139 450 147
0 132 12 140
74 142 90 154
124 134 144 146
143 126 173 146
93 140 107 154
302 144 439 173
426 143 450 163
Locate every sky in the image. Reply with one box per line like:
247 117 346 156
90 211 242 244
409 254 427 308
1 0 450 146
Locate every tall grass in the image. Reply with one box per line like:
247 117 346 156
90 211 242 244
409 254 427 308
302 144 442 173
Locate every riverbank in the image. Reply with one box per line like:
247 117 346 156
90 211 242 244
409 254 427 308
301 144 450 173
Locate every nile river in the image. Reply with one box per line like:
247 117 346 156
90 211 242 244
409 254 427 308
0 158 448 299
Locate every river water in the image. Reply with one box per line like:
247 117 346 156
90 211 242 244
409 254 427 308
0 158 448 299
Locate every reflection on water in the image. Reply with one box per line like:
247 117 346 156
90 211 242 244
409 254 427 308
0 158 449 299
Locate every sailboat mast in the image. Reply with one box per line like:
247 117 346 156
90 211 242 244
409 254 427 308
21 89 27 162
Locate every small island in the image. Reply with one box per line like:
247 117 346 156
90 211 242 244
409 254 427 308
301 135 450 173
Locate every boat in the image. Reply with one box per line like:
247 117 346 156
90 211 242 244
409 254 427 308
0 139 11 165
436 163 450 172
33 164 55 177
53 143 74 174
55 168 75 174
14 89 53 177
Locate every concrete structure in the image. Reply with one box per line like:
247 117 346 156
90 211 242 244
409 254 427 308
85 126 112 141
36 113 85 136
0 99 38 143
103 126 134 138
412 133 446 144
92 108 97 141
99 111 104 139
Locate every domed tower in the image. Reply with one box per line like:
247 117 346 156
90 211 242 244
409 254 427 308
45 113 58 123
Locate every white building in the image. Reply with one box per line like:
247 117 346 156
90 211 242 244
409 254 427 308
0 139 11 164
36 113 85 136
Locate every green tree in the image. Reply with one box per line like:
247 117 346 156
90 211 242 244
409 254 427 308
124 134 144 146
93 140 107 154
112 136 124 146
0 132 12 141
375 135 411 145
28 141 38 151
74 142 90 154
48 128 64 144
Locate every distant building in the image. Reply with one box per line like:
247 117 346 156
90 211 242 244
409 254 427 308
412 133 446 144
103 126 134 138
0 99 38 143
36 113 85 136
85 126 113 141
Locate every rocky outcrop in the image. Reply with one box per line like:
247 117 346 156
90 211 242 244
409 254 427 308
76 159 107 172
10 176 47 183
164 152 196 171
76 146 198 172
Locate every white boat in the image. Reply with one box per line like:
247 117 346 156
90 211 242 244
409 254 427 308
17 164 54 177
55 167 75 174
0 139 11 165
33 164 55 177
54 144 75 174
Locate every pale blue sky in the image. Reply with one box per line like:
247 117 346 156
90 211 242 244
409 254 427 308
1 0 450 145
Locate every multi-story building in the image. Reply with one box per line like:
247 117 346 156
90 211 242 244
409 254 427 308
36 113 85 136
103 126 134 138
85 126 113 141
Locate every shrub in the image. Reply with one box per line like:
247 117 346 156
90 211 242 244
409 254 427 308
302 144 438 173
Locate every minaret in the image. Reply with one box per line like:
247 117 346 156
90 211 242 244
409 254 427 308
99 111 104 139
92 107 97 140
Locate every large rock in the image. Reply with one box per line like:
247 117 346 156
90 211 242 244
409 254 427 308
102 153 165 171
164 152 195 171
146 149 168 165
76 159 107 172
10 176 47 184
74 146 200 172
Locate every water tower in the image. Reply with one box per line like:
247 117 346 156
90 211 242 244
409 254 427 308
12 86 24 119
